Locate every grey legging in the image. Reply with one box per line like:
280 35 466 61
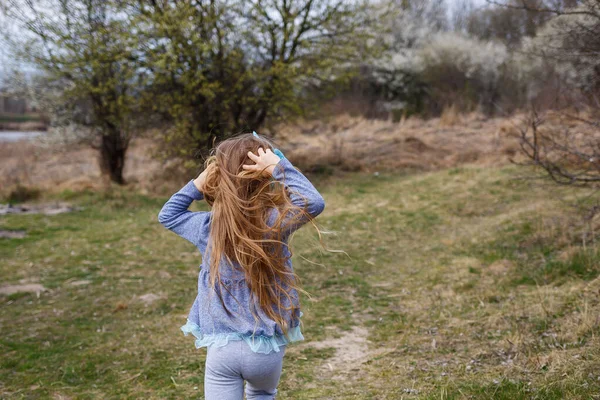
204 341 286 400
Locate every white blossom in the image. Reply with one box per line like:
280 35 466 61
521 4 600 92
418 32 509 85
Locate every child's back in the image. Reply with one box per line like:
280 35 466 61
158 133 325 399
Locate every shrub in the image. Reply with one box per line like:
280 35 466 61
417 32 510 114
4 184 41 204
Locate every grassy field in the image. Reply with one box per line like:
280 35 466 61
1 164 600 399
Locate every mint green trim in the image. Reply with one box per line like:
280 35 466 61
180 317 304 354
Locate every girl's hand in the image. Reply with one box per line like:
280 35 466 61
193 168 208 192
243 147 281 176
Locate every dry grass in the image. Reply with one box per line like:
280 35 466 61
438 105 463 127
269 112 534 174
5 112 596 200
0 137 164 199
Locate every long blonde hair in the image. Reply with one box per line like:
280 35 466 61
200 133 315 335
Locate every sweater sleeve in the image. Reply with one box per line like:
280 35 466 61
157 179 211 253
270 157 325 236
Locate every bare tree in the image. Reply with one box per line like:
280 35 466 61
465 0 557 45
505 0 600 184
514 106 600 187
452 0 476 32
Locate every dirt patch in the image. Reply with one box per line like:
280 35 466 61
158 271 172 279
136 293 165 306
51 392 73 400
0 229 26 238
403 136 431 152
487 259 513 276
69 280 91 286
0 202 83 215
0 284 48 296
301 325 394 378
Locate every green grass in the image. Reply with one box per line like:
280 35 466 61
1 164 600 398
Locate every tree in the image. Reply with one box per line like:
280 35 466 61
465 0 553 46
132 0 377 162
394 0 449 31
515 108 600 187
511 1 600 218
520 0 600 95
2 0 145 184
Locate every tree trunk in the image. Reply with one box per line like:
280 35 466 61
99 131 127 185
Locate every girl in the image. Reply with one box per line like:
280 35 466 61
158 133 325 399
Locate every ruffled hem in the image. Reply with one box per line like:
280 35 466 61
180 317 304 354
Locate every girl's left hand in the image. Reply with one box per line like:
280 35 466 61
243 147 281 176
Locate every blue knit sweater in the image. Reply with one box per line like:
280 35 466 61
158 157 325 354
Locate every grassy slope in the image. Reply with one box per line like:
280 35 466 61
1 165 599 399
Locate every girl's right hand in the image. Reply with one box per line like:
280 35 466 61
193 168 208 192
243 147 281 176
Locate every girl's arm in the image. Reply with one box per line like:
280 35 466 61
244 148 325 234
157 177 211 253
271 157 326 219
